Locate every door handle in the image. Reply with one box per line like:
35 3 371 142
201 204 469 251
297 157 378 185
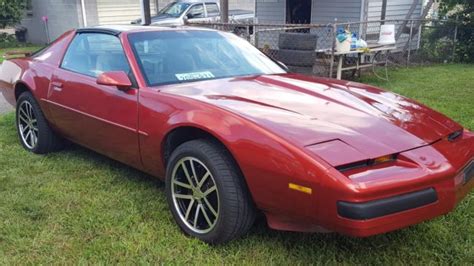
51 81 63 92
51 81 63 88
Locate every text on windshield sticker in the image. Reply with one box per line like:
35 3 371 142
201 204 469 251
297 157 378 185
175 71 215 81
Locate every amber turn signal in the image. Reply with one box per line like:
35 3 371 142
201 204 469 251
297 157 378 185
288 183 312 194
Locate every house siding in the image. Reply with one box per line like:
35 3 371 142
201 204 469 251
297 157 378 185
254 0 362 49
21 0 82 44
255 0 285 23
368 0 423 51
254 0 362 24
311 0 362 24
96 0 158 25
368 0 422 21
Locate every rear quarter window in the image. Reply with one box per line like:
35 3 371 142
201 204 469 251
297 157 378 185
61 33 130 77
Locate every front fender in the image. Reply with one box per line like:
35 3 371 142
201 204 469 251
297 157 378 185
138 89 337 228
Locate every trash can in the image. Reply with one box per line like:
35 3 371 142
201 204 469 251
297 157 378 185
15 26 27 43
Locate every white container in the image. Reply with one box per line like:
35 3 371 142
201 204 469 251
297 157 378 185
378 24 396 45
336 35 351 53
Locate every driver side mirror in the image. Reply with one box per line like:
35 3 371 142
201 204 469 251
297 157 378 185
97 71 132 91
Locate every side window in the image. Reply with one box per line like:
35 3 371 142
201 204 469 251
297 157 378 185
205 3 219 17
61 33 130 77
187 4 204 19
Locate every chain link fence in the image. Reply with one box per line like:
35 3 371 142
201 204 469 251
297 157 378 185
187 19 467 79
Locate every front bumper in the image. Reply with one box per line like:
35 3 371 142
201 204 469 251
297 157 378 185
318 132 474 237
337 188 438 220
331 168 473 237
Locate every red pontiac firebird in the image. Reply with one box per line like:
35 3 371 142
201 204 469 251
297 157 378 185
0 26 473 244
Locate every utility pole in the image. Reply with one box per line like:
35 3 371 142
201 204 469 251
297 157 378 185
220 0 229 23
140 0 151 25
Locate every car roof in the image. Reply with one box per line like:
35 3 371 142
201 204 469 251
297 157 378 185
76 25 216 35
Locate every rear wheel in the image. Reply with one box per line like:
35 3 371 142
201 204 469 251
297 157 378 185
16 91 63 154
165 139 256 244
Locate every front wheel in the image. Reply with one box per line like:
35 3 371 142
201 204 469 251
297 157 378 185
165 139 256 244
16 91 63 154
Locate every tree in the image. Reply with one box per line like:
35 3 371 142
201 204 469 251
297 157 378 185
436 0 474 62
0 0 26 28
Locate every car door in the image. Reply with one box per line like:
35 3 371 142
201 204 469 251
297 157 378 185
46 32 141 168
185 3 207 23
204 2 220 21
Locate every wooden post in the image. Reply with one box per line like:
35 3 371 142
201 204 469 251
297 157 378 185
452 16 459 62
141 0 151 25
407 20 414 66
329 20 337 78
220 0 229 23
380 0 387 24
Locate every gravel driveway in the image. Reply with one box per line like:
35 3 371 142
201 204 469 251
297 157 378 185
0 96 14 114
0 62 14 115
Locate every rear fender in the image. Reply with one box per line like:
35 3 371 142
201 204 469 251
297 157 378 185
0 60 26 106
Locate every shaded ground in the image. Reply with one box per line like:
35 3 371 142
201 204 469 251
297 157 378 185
0 96 13 114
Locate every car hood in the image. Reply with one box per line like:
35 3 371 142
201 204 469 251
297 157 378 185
159 74 462 165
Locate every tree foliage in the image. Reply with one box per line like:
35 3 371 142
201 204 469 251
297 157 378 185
0 0 26 28
436 0 474 62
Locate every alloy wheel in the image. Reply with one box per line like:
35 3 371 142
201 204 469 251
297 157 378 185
18 101 39 149
171 157 220 234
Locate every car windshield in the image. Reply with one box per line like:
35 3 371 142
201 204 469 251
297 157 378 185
158 2 190 17
128 30 286 86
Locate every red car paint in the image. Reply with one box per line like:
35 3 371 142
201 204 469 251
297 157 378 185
0 26 472 237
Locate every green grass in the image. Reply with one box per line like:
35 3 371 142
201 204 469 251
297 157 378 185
0 64 473 264
0 46 43 63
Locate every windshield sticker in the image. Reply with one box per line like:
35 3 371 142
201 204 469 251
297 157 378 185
175 71 215 81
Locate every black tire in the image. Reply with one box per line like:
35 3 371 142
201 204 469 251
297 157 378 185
165 139 256 244
16 91 63 154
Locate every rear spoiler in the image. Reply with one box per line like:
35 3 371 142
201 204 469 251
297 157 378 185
2 50 32 60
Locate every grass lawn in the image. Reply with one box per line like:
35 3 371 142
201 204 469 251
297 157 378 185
0 64 473 264
0 46 43 63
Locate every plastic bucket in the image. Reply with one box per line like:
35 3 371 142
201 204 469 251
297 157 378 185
378 24 396 45
336 37 351 53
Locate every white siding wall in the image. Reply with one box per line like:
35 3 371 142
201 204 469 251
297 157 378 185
21 0 83 44
255 0 285 23
311 0 362 24
368 0 422 21
97 0 158 25
367 0 423 50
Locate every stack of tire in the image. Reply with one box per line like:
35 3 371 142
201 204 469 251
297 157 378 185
276 32 318 75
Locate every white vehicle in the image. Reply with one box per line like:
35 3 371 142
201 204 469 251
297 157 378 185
131 0 254 26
